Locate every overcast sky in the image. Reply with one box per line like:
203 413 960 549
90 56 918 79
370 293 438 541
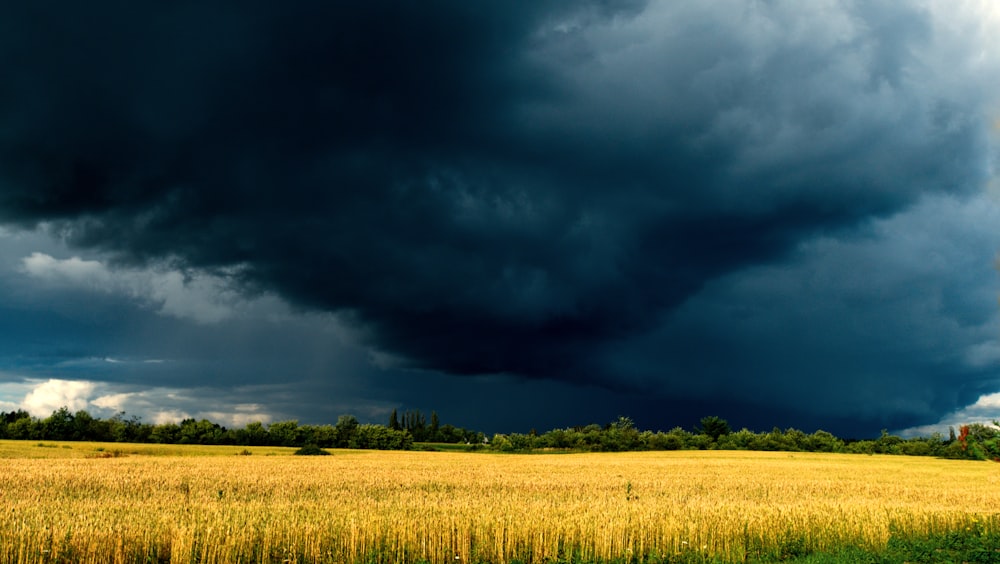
1 1 999 438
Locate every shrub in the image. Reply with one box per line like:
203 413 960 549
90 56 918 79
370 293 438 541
293 444 331 456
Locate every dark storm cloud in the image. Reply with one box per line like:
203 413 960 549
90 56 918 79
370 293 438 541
599 194 1000 434
0 0 996 408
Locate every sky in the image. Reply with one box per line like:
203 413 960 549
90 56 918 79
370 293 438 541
1 1 1000 438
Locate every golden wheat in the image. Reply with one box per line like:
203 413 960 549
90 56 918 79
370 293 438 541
0 444 997 563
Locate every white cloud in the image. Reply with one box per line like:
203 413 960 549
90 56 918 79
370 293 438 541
22 379 95 417
149 410 192 425
18 252 289 324
93 388 274 426
198 408 272 428
0 378 275 427
91 392 135 412
970 392 1000 410
0 399 20 412
21 252 111 287
897 391 1000 437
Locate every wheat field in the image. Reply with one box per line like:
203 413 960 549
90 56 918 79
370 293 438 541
1 444 998 563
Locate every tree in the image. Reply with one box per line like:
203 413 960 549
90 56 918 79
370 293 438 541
388 409 401 431
717 428 757 450
42 406 75 440
436 424 465 443
107 412 150 443
267 420 301 447
698 416 731 441
351 425 413 450
806 430 843 453
178 418 225 445
875 429 904 454
303 424 333 447
72 410 98 441
7 416 41 440
403 410 426 441
333 415 359 447
239 421 269 446
608 416 640 451
429 411 440 442
1 409 31 425
612 416 635 431
150 422 181 444
958 422 1000 461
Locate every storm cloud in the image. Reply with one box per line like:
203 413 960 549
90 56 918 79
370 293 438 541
0 1 998 435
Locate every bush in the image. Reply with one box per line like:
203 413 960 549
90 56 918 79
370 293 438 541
293 444 331 456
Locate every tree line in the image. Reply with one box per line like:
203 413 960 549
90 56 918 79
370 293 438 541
2 408 998 461
0 408 478 450
487 416 995 460
386 408 485 443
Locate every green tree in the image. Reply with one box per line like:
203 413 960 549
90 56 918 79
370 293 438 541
806 430 844 453
309 424 336 448
612 416 635 432
0 410 30 438
608 416 641 451
150 422 182 444
7 416 41 440
1 409 31 424
844 440 877 455
178 418 225 445
267 420 301 447
435 424 465 443
698 416 731 442
429 411 440 442
688 433 713 450
541 428 573 449
403 410 426 441
43 406 74 440
899 439 932 456
333 415 359 447
350 425 413 450
105 412 152 443
958 423 1000 461
72 410 98 441
388 409 401 431
783 428 809 451
717 428 757 450
875 429 904 454
240 421 269 446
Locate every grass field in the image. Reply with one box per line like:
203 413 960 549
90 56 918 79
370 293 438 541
1 440 998 563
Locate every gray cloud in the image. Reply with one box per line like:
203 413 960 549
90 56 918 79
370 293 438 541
600 194 1000 432
0 1 998 435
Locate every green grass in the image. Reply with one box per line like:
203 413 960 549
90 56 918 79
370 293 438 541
512 530 1000 563
762 527 1000 564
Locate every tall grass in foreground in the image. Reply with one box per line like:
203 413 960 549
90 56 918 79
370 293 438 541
0 448 998 563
